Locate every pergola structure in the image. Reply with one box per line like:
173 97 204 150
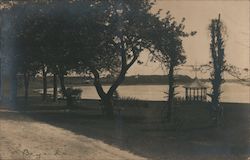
183 77 208 102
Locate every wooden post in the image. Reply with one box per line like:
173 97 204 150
196 89 198 101
189 88 191 101
204 88 207 101
197 89 199 101
193 89 195 101
185 88 188 101
201 88 203 101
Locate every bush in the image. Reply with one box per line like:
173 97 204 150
64 88 82 106
119 96 147 108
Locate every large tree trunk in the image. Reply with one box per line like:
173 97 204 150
102 95 114 118
91 68 123 118
53 73 57 102
93 70 127 117
24 71 30 102
42 67 47 101
90 46 137 118
166 63 175 122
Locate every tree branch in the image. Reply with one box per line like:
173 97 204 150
90 67 106 99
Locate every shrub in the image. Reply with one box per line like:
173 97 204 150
64 88 82 106
119 96 145 107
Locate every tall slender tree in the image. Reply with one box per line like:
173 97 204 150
150 12 196 122
209 14 226 125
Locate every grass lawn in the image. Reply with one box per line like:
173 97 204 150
0 97 250 160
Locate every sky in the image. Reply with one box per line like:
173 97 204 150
127 0 250 78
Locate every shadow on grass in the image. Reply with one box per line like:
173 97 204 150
1 100 250 160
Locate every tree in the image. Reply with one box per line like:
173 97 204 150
208 14 226 125
2 3 43 103
13 5 50 101
14 2 84 101
150 12 196 122
78 0 156 117
12 0 157 116
15 46 39 102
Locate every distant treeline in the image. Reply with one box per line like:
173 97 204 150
16 74 243 88
104 75 193 85
17 75 194 88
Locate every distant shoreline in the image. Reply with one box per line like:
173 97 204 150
76 99 250 105
16 74 249 88
66 81 248 87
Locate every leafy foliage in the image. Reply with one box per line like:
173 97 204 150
6 0 195 117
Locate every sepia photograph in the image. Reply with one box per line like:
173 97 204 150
0 0 249 159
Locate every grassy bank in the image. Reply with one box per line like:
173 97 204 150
0 96 250 160
1 97 249 160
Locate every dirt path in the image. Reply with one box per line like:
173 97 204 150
0 112 146 160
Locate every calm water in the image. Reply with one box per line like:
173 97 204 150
74 83 250 103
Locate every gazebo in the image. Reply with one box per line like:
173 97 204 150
183 77 208 102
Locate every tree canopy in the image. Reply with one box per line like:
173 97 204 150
6 0 195 117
